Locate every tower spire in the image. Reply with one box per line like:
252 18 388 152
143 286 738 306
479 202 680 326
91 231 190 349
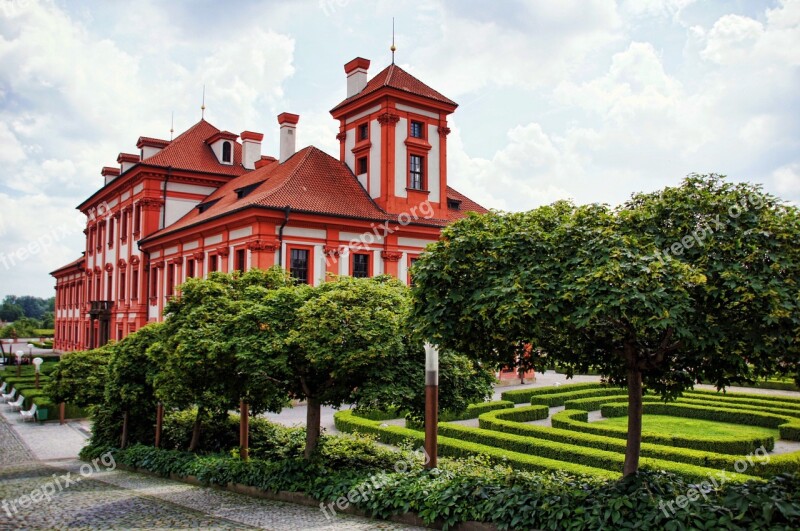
391 17 396 64
201 85 206 119
170 111 174 141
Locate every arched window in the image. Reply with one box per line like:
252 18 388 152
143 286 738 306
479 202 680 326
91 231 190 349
222 141 232 163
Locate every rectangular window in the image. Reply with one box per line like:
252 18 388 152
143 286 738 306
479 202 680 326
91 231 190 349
357 156 368 175
106 273 112 301
119 272 126 300
87 279 92 302
88 229 94 254
167 264 175 296
134 205 141 234
108 217 114 247
96 277 101 299
210 255 218 273
409 155 424 190
235 249 246 272
352 253 370 278
410 120 424 139
358 123 369 141
290 249 310 284
131 270 138 300
186 259 195 279
121 210 128 239
150 268 158 298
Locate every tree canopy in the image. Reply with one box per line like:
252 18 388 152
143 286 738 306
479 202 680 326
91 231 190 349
411 174 800 476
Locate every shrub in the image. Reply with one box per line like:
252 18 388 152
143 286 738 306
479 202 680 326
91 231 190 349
334 410 617 479
314 432 402 471
438 423 756 483
501 382 605 404
530 387 627 407
439 400 515 422
600 401 800 441
478 407 797 478
86 444 800 530
552 408 775 455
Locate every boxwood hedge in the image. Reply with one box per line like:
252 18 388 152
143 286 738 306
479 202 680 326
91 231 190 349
552 409 774 455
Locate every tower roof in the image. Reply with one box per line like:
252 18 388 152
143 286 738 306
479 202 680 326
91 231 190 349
331 63 457 113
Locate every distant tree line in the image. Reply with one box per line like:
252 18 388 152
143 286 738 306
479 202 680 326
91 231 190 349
0 295 55 337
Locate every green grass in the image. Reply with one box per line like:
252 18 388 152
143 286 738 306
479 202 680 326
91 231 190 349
597 414 778 440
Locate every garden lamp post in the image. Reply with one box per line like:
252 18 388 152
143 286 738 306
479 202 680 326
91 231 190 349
424 342 439 469
240 399 250 461
33 357 43 389
27 343 33 361
15 350 23 377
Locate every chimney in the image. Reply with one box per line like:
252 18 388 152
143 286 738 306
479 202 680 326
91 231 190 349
344 57 370 98
240 131 263 170
277 113 300 163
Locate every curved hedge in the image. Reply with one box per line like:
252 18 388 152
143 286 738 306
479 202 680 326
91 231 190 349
530 387 628 407
552 409 774 455
438 422 756 482
478 407 798 478
500 382 605 404
599 401 800 442
334 409 617 479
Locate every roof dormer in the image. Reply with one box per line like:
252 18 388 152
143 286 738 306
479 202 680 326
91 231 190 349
117 152 140 173
136 136 170 160
205 131 238 165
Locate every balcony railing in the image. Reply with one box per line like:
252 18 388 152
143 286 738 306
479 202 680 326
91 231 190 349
88 300 114 317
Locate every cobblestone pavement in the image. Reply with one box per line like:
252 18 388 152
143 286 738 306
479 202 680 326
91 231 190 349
0 414 423 530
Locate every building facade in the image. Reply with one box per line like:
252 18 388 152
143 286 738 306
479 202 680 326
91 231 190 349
51 57 487 352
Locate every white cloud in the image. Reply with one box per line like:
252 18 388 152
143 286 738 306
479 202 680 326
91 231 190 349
0 122 25 163
773 163 800 196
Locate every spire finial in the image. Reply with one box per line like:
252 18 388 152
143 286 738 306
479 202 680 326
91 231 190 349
391 17 396 64
170 111 174 141
201 85 206 119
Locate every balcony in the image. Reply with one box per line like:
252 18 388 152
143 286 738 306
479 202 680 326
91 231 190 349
89 300 114 317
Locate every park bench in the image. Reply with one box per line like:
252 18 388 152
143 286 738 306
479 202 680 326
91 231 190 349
9 394 24 411
0 382 6 394
19 403 37 422
2 387 17 403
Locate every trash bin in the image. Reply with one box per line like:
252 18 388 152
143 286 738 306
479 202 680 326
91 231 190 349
37 407 49 421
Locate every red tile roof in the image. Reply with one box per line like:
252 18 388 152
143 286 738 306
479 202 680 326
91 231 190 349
50 255 85 277
142 119 246 177
143 146 488 242
445 186 490 221
331 64 457 112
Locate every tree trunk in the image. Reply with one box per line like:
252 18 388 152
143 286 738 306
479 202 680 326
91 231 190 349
623 344 643 476
304 397 321 459
188 407 204 452
120 410 129 449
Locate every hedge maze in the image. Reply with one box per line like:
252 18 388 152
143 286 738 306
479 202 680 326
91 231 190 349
335 383 800 481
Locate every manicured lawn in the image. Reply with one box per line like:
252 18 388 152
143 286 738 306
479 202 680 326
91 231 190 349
597 414 778 440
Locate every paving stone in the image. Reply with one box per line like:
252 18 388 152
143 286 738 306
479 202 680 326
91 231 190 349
0 412 423 530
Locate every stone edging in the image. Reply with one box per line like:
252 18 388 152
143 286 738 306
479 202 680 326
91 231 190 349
115 463 499 530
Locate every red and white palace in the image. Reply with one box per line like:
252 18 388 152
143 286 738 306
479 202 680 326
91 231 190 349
51 57 488 352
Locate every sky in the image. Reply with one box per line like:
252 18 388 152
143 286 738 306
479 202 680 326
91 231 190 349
0 0 798 299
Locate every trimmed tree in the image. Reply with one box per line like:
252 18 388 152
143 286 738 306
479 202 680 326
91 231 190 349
97 323 164 449
412 175 800 476
150 269 291 452
45 346 113 410
236 276 410 458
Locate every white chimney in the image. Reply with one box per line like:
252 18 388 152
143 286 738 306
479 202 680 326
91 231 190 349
240 131 263 170
344 57 370 98
277 113 299 163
